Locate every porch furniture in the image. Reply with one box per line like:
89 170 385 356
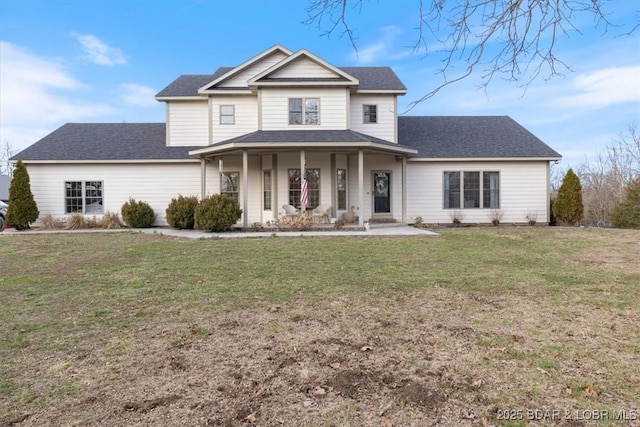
282 204 299 217
312 204 331 223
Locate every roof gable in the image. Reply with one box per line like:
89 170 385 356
199 44 292 92
248 49 358 87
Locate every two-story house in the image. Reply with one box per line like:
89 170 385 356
12 44 561 227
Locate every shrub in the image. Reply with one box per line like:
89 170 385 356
6 159 39 230
273 213 314 231
488 209 503 226
450 210 463 225
121 198 155 228
552 168 584 226
611 178 640 229
166 195 199 229
41 214 65 230
66 213 87 230
100 211 122 229
194 194 242 232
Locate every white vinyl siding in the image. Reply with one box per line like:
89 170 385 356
219 51 289 88
349 94 396 142
269 57 338 78
261 87 348 130
210 95 258 144
407 161 550 224
25 163 205 226
166 101 209 146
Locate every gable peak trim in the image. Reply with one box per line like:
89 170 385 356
198 44 293 93
247 48 359 87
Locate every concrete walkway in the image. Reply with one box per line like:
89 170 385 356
1 224 437 239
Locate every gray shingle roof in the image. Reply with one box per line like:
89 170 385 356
210 129 411 149
399 116 561 159
156 68 233 97
156 66 406 97
13 117 561 161
12 123 195 161
339 67 406 91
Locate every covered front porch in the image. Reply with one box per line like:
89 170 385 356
189 132 417 228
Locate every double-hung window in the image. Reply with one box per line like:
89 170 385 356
220 105 235 124
65 181 103 214
337 169 347 210
221 172 239 202
363 105 377 123
289 98 320 125
443 171 500 209
263 170 272 210
288 168 320 209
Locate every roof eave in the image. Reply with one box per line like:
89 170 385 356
16 159 200 164
356 89 407 95
409 156 562 162
189 141 417 157
155 96 206 101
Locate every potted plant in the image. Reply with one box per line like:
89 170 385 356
342 206 355 223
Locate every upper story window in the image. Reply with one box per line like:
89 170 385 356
220 105 235 124
289 98 320 125
363 105 377 123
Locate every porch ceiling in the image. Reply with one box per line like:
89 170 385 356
189 130 418 158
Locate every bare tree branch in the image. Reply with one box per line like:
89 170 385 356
304 0 638 110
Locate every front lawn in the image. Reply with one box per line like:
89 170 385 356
1 228 638 426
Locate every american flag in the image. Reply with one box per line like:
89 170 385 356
300 165 309 208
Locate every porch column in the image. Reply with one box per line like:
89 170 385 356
330 153 336 219
358 149 364 227
300 150 306 211
402 156 407 225
242 150 249 229
272 154 278 220
200 157 206 199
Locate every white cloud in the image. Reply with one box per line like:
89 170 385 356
0 41 114 152
120 84 158 107
351 26 409 65
551 65 640 109
72 33 127 66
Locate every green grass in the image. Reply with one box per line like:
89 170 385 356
1 227 639 425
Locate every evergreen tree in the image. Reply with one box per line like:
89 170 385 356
6 159 39 230
611 178 640 229
552 168 584 226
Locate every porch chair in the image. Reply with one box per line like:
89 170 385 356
312 204 331 223
282 204 299 217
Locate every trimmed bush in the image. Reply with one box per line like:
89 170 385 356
194 194 242 232
166 195 199 229
121 198 155 228
6 159 39 230
611 178 640 229
552 168 584 226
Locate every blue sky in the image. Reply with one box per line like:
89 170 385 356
1 0 639 168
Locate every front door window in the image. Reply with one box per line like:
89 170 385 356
373 172 391 214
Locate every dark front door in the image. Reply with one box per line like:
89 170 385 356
373 172 391 214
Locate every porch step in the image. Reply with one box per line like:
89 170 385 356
368 217 398 224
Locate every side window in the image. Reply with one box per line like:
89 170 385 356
220 105 235 124
363 105 377 123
